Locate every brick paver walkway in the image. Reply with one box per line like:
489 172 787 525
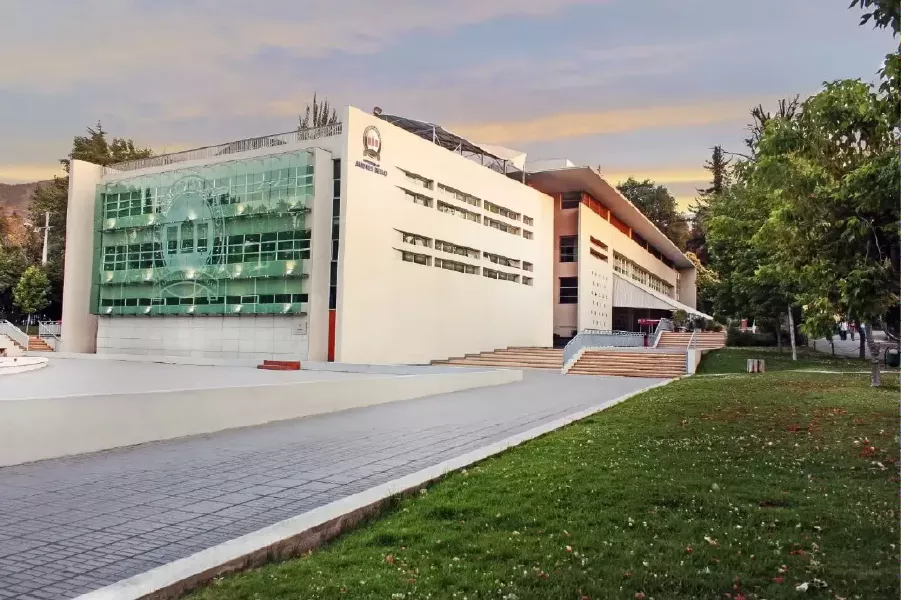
0 371 662 599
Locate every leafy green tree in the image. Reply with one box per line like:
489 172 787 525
27 124 152 319
298 93 340 129
0 246 28 319
687 146 731 264
685 251 719 316
13 265 50 326
615 178 688 249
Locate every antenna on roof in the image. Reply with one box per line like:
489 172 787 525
372 106 383 116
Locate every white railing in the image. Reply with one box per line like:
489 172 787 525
652 318 674 348
688 330 698 350
102 123 344 175
38 321 61 338
38 321 61 350
0 320 28 350
562 329 647 373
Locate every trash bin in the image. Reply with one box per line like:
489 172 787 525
884 348 900 368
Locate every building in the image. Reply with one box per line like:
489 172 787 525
60 105 708 365
524 167 705 342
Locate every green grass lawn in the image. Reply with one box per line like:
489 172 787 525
697 346 882 374
190 371 898 600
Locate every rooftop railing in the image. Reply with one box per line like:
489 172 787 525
102 123 343 175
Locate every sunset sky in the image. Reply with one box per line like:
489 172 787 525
0 0 893 208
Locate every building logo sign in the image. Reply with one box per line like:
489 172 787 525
362 125 382 161
355 124 387 176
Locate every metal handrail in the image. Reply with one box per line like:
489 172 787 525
687 330 698 350
562 329 647 373
0 320 28 350
652 318 674 348
102 123 344 175
38 321 61 348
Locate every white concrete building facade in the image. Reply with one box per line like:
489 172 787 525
61 107 554 364
60 106 707 365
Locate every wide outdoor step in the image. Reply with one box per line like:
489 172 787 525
27 336 53 351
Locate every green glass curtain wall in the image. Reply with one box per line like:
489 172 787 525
91 151 314 316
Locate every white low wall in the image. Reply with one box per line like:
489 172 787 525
0 369 520 467
0 356 48 375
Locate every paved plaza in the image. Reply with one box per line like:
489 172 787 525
0 358 382 401
0 370 663 599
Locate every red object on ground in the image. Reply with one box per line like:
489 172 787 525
257 360 301 371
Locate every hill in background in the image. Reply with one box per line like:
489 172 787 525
0 181 47 246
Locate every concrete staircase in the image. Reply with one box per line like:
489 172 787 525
657 331 726 350
27 336 54 352
568 350 686 378
433 347 563 370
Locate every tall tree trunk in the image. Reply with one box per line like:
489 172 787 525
776 315 783 353
858 320 866 359
863 323 881 387
787 304 797 361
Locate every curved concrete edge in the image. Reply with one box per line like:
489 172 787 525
0 356 48 375
0 368 521 467
73 377 677 600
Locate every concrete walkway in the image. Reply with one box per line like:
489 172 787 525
809 329 888 359
0 371 663 600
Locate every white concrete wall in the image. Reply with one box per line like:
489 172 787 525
678 267 698 310
553 195 578 337
61 160 103 353
97 315 310 362
336 107 554 364
0 368 522 466
306 148 335 361
577 205 614 331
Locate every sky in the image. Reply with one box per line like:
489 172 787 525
0 0 893 208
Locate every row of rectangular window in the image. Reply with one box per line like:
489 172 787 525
484 200 520 222
612 251 675 297
484 216 521 237
99 293 308 307
400 250 533 285
399 231 532 271
437 200 481 223
401 167 535 237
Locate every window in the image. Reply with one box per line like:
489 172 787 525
437 183 481 208
522 262 533 272
435 257 478 274
523 230 533 240
483 251 520 268
399 231 432 248
436 239 480 260
484 200 520 221
484 216 520 236
437 200 480 223
523 215 534 226
403 188 432 208
400 250 431 266
589 248 607 262
559 236 578 262
483 268 519 283
559 276 578 304
522 276 533 286
400 169 433 190
561 191 581 209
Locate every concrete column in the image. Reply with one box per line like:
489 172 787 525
678 267 697 311
306 149 334 361
60 160 103 353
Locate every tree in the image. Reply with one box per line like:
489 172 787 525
13 265 50 326
26 124 152 319
685 251 719 316
616 178 689 249
0 246 28 319
298 93 340 130
687 146 731 264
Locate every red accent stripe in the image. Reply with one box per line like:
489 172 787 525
327 309 337 362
